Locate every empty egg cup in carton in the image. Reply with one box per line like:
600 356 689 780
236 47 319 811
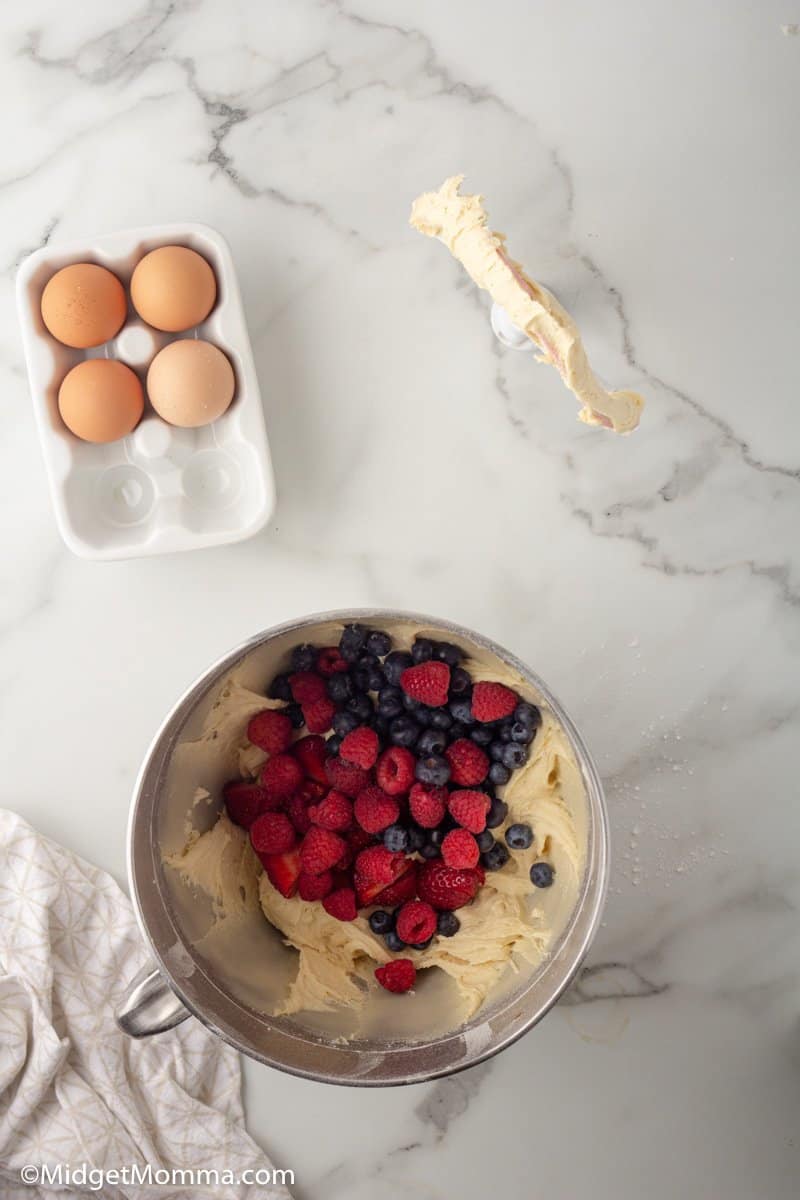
16 224 276 560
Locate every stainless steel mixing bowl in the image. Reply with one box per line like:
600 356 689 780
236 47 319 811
117 610 608 1086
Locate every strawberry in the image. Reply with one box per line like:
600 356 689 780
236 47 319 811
376 746 416 795
323 887 358 921
340 726 379 770
309 789 353 832
400 661 450 707
260 753 304 797
448 789 490 834
355 851 413 906
417 860 482 910
250 812 297 855
372 862 418 907
246 708 293 754
300 827 347 874
298 869 334 901
395 900 437 945
261 848 302 898
222 781 270 829
354 786 399 834
288 671 326 704
445 739 489 786
441 828 480 869
375 959 416 993
302 697 336 734
292 735 329 783
471 680 518 723
316 646 349 677
287 793 313 835
408 782 448 828
325 756 370 797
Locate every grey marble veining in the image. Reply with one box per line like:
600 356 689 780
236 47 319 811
1 1 798 1197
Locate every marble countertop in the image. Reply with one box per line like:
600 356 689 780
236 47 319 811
2 2 798 1196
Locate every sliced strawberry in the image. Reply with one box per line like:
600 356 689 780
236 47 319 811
416 861 482 910
260 847 302 898
292 735 329 783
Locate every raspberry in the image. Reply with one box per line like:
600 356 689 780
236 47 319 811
354 845 399 884
471 680 518 723
298 869 333 901
247 709 293 755
372 862 417 907
250 812 297 855
399 661 450 707
325 756 369 797
347 825 376 851
376 746 416 795
287 793 313 835
309 789 353 832
302 697 336 734
375 959 416 993
441 828 480 869
340 726 379 770
408 782 448 828
292 735 329 783
395 900 437 945
448 789 490 834
323 887 358 921
300 827 347 874
222 781 269 830
288 671 326 703
316 647 349 677
417 861 482 910
445 739 489 786
260 753 304 797
260 848 302 898
354 786 399 834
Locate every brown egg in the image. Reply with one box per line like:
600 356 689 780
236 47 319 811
58 359 144 444
41 263 127 349
130 245 217 332
147 338 234 428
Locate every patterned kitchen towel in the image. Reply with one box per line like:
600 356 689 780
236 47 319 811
0 809 292 1200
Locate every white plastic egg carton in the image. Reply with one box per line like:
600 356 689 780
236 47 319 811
16 223 276 560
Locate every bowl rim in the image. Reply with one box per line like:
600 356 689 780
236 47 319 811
127 608 609 1086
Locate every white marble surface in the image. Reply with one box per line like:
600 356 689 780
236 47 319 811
2 1 799 1196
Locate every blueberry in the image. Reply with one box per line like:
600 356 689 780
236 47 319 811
327 672 353 704
486 797 509 829
515 701 542 732
409 937 433 951
417 728 447 756
501 742 529 770
449 697 474 725
383 823 410 853
476 829 495 852
369 909 394 934
377 686 404 718
505 823 533 850
347 693 374 722
326 734 342 755
333 710 360 737
290 643 317 672
434 642 462 666
449 667 472 696
428 827 446 847
419 841 440 859
285 702 305 729
411 637 435 663
366 630 392 658
499 722 514 743
268 673 292 701
429 708 453 731
482 841 510 871
489 740 507 762
509 720 536 744
415 754 451 786
436 911 460 937
404 693 433 725
371 713 389 739
384 930 406 951
448 721 468 742
488 762 511 786
339 623 368 662
407 824 427 852
353 662 384 693
389 715 420 748
530 861 555 888
470 726 493 747
383 651 413 685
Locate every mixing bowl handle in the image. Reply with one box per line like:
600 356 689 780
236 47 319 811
115 962 191 1037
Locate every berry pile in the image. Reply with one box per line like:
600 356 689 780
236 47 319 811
223 626 555 996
